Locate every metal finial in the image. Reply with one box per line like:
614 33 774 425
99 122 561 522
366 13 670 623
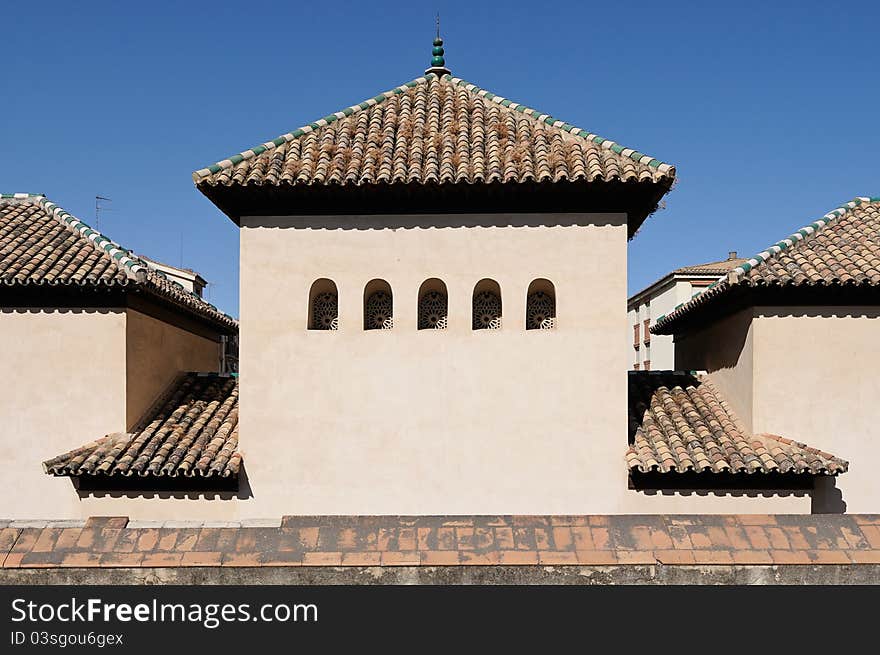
425 13 451 77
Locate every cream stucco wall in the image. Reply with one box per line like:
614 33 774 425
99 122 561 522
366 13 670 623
240 213 630 515
0 305 235 521
0 308 127 519
232 213 811 516
125 308 220 428
672 306 880 513
750 308 880 513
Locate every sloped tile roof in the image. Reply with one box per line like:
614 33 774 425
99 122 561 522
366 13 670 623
654 197 880 333
626 371 847 475
193 74 675 189
0 194 237 330
673 256 749 276
43 373 240 479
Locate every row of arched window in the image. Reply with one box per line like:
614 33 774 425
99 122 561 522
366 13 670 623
308 278 556 331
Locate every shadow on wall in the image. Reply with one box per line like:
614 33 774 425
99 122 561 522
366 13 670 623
755 306 880 320
71 464 253 502
811 476 847 514
634 488 810 500
243 214 627 231
674 308 751 373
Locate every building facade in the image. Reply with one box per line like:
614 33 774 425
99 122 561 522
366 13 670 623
627 252 745 370
0 194 237 518
655 197 880 513
30 43 853 519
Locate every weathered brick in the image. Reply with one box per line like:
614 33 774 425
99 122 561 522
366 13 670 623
341 552 381 566
31 528 62 553
303 552 342 566
498 550 539 565
380 551 420 566
421 550 461 565
537 551 578 565
221 552 262 567
494 527 515 550
744 526 771 550
142 553 184 567
551 527 574 551
398 528 417 551
731 550 773 565
99 553 145 567
61 552 103 567
654 550 696 565
85 517 129 529
570 527 593 551
575 550 617 565
770 550 812 564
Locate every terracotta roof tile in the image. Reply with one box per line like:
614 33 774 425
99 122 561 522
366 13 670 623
0 194 236 330
43 373 240 479
193 75 675 189
672 257 749 276
626 371 847 475
654 197 880 333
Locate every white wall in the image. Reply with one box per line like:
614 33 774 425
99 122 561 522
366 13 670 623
0 308 127 519
239 213 630 515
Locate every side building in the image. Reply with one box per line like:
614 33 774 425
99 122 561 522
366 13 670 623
0 193 237 518
628 252 745 370
654 197 880 512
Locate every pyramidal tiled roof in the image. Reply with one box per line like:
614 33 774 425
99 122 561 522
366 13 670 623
653 197 880 333
193 73 675 190
44 373 240 480
627 372 847 475
0 194 237 330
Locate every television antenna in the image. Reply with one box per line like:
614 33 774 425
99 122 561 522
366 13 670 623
95 195 112 230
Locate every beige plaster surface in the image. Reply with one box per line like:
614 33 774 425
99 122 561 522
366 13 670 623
673 306 880 513
229 213 813 516
750 308 880 514
0 308 127 519
674 307 755 431
125 308 220 428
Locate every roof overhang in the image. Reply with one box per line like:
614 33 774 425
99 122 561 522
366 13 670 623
653 283 880 336
197 178 673 240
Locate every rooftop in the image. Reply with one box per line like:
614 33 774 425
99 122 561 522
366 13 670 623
629 252 748 306
0 194 237 331
194 39 675 235
627 371 847 476
44 373 240 483
653 197 880 333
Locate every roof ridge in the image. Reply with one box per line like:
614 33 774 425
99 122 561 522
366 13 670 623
653 195 880 331
28 195 148 281
192 73 676 184
444 75 675 175
1 194 236 325
726 196 879 284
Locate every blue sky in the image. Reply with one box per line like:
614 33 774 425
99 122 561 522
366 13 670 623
2 1 878 316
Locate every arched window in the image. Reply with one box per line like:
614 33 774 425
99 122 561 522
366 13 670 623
472 279 502 330
526 279 556 330
418 279 448 330
308 278 339 330
363 279 393 330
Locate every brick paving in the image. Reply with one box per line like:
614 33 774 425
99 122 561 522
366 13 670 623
3 515 880 568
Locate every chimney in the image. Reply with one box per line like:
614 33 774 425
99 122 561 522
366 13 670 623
728 251 737 260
